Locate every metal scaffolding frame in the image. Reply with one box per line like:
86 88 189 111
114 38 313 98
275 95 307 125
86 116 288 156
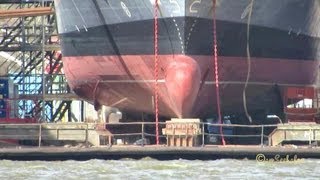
0 1 82 122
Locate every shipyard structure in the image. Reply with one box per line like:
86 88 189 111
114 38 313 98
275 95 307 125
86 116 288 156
0 0 320 150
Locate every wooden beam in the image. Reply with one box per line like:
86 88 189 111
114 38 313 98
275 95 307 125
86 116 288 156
18 93 81 101
0 44 61 51
0 7 54 19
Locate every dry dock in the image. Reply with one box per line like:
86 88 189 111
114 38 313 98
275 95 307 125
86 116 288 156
0 121 319 161
0 145 319 161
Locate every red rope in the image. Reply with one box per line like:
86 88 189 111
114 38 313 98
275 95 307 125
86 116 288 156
154 0 159 145
213 0 225 145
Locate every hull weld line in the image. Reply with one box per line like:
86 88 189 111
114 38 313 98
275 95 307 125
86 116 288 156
71 79 313 87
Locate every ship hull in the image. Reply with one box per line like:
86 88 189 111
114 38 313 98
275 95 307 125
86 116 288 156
54 0 320 120
64 54 317 118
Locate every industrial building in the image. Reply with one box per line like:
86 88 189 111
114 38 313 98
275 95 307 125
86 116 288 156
0 0 96 124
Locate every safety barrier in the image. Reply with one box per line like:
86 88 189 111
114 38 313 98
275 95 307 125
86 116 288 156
0 121 318 147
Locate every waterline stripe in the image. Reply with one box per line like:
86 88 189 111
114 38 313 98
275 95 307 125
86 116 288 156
71 79 314 87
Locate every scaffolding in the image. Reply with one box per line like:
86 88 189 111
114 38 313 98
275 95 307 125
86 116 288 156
0 1 82 123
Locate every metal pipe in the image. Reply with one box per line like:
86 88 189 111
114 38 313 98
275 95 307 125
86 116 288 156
21 2 26 120
41 0 46 122
38 124 42 147
202 123 205 147
260 125 264 147
141 122 145 147
85 123 88 146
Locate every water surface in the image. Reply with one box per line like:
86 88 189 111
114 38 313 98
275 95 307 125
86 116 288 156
0 158 319 180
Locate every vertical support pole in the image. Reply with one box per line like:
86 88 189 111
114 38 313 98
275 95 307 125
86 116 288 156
185 124 188 147
81 101 84 122
41 0 46 122
21 3 26 116
202 122 205 147
85 123 88 146
141 122 145 147
313 129 316 146
166 122 169 146
38 124 42 148
309 128 312 146
260 125 264 147
67 102 72 122
108 134 112 146
173 124 176 146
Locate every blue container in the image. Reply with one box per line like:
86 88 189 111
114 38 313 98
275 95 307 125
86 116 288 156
207 118 234 144
0 79 9 99
0 100 7 118
207 119 233 136
0 79 9 118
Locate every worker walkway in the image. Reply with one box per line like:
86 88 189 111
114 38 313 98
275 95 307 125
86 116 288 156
0 123 111 147
268 123 320 146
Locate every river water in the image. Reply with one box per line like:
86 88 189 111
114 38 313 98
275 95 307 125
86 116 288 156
0 158 319 180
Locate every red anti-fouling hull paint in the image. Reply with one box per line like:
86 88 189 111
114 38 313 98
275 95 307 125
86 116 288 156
63 54 318 118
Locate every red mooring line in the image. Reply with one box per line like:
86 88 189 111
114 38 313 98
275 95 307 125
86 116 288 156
213 0 226 145
154 0 160 145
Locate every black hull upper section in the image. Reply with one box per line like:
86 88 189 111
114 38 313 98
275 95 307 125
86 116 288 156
54 0 320 62
53 0 320 119
60 17 318 61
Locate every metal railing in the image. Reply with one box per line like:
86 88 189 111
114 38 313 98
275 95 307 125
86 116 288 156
102 122 279 147
0 123 90 147
95 122 320 147
0 121 318 148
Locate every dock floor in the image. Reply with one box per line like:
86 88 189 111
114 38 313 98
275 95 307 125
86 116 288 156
0 145 319 161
